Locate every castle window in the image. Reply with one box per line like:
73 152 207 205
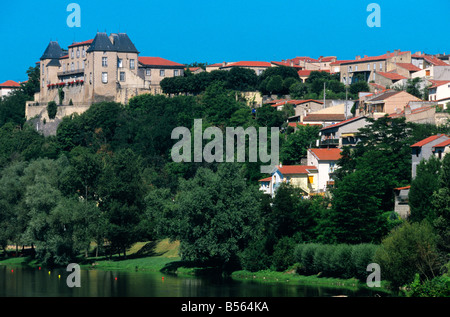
174 70 179 76
102 57 108 67
120 72 125 82
102 72 108 84
130 59 135 70
160 70 165 77
118 59 123 68
76 49 80 58
146 69 151 76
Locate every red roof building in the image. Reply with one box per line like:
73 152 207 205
138 56 185 67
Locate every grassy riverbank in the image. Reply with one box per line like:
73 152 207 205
0 240 392 294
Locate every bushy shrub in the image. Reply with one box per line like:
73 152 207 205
329 244 353 278
47 101 57 119
406 274 450 297
374 221 442 288
294 243 379 280
351 243 379 280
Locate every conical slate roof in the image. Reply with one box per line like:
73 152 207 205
86 32 139 53
40 41 66 60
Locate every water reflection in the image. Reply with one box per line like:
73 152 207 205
0 265 381 297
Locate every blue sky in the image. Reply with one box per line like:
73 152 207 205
1 0 449 83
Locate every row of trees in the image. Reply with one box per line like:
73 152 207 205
161 65 369 101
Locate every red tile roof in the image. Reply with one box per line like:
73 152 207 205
320 116 365 130
222 61 272 68
68 39 94 48
258 177 272 182
288 57 320 64
410 134 449 147
341 51 410 64
319 56 336 62
396 63 421 72
271 61 303 68
377 72 407 80
330 60 353 65
271 99 323 107
429 80 450 89
433 139 450 148
424 56 448 66
394 186 411 190
277 165 317 175
308 148 342 161
0 80 21 87
288 99 323 105
138 56 184 67
206 63 224 67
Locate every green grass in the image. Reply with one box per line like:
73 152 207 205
81 239 181 272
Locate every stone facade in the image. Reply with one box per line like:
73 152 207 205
28 32 185 123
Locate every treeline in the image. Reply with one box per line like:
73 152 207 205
161 66 369 100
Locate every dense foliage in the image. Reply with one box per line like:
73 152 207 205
1 64 449 294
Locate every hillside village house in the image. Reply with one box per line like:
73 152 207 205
271 99 324 116
412 52 450 69
358 90 422 118
0 80 21 97
259 165 319 197
318 116 369 148
220 61 272 75
300 113 346 127
394 133 450 219
26 32 184 121
306 148 342 192
339 50 412 85
427 80 450 107
410 134 450 179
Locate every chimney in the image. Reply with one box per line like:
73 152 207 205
290 61 294 67
355 55 361 60
386 51 391 56
364 55 368 58
222 61 227 67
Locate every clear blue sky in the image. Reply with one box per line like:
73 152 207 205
1 0 449 83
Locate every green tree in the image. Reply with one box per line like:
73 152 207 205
266 75 283 95
98 148 146 258
149 163 263 270
409 155 442 223
374 221 442 288
47 101 57 119
280 125 320 164
289 82 309 99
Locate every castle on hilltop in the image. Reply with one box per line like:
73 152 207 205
26 32 185 133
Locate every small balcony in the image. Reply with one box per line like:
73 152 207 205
58 69 85 77
319 138 340 147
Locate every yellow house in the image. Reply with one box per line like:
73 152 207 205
259 165 319 197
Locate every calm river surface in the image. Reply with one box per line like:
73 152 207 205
0 264 384 297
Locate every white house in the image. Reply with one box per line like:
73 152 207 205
427 80 450 108
306 148 342 192
0 80 21 98
258 165 319 197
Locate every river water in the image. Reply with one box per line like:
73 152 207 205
0 264 384 297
